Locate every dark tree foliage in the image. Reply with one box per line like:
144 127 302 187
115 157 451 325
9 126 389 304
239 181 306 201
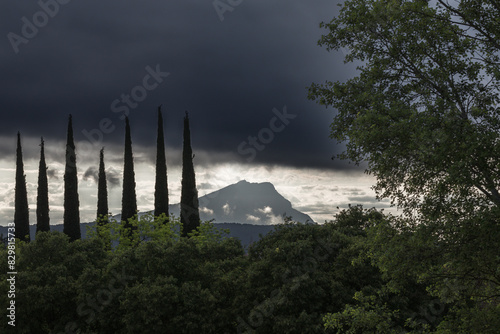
154 105 169 218
36 137 50 233
63 115 81 242
14 132 30 242
309 1 500 331
97 147 108 223
180 111 200 237
1 210 458 333
121 117 137 230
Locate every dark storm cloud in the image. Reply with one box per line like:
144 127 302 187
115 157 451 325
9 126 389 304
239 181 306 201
106 167 120 188
83 166 98 183
82 166 120 188
0 0 356 170
46 168 59 180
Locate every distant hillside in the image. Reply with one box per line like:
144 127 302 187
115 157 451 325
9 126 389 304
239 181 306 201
1 180 313 248
171 180 314 225
0 222 276 249
111 180 314 225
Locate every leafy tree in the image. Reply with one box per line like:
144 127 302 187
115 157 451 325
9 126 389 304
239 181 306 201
0 232 109 334
63 115 81 242
154 105 169 218
36 137 50 233
180 111 200 237
308 0 500 219
235 211 388 334
324 211 450 333
82 216 244 333
308 1 500 330
89 212 179 253
121 116 137 231
14 132 30 242
3 208 442 333
114 234 244 333
97 147 108 222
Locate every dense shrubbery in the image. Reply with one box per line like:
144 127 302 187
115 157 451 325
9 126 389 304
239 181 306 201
1 206 498 333
0 208 368 333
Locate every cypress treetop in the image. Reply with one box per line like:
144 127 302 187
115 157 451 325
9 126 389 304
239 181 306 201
36 137 50 233
154 105 169 218
14 132 30 242
97 147 109 223
121 116 137 229
180 111 200 237
63 114 81 242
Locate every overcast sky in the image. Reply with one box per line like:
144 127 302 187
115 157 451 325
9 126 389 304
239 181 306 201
0 0 392 225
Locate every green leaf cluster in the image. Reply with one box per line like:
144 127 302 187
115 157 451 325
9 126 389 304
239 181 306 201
0 208 396 333
309 1 500 331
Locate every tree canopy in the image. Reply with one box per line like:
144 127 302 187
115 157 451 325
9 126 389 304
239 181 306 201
309 0 500 219
1 208 392 334
309 1 500 331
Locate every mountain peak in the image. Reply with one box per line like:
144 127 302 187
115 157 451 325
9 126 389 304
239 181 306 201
234 179 275 190
116 180 314 225
192 180 313 225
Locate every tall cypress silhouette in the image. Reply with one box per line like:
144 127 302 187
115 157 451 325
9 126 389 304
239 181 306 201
180 111 200 237
14 132 30 242
97 147 108 223
121 117 137 229
36 137 50 233
154 105 169 218
63 115 81 241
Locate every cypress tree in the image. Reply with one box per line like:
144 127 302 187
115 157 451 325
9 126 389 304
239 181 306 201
36 137 50 233
63 114 81 242
14 132 30 242
97 147 108 223
154 105 169 218
180 111 200 237
121 117 137 229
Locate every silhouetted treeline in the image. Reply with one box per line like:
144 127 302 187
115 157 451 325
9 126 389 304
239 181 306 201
12 107 200 242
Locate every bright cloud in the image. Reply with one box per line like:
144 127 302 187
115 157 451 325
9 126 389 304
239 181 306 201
246 214 260 222
200 207 214 215
0 148 395 226
257 206 273 215
222 203 232 216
